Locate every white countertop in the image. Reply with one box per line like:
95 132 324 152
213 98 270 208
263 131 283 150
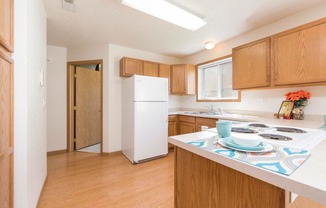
169 129 326 205
169 111 324 129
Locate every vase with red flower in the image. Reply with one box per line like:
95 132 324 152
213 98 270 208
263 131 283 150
284 90 311 120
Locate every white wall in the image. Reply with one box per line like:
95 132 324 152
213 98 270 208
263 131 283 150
47 46 67 152
180 2 326 117
14 0 48 207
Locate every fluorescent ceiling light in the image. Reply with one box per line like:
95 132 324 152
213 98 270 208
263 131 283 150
122 0 207 31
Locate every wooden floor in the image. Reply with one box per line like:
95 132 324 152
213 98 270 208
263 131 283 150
38 152 174 208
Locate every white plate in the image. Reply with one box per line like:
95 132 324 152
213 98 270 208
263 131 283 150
217 138 274 153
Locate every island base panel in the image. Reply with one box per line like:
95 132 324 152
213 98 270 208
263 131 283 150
175 147 287 208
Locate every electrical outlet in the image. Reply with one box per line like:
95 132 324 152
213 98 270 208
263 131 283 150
261 98 267 104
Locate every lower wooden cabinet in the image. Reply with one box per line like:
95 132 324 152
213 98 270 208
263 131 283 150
179 122 196 134
178 115 196 135
168 115 178 149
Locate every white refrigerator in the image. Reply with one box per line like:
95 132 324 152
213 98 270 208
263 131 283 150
122 75 168 163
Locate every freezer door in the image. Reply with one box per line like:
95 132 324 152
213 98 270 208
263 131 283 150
134 75 168 102
134 101 168 162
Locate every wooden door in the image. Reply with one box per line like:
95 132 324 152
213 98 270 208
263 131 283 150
0 0 14 207
273 20 326 86
143 61 159 77
232 38 271 89
75 66 101 149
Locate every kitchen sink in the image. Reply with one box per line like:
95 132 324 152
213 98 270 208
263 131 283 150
184 111 219 115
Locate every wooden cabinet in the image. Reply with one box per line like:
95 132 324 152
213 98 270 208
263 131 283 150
171 64 196 95
168 115 178 150
159 64 171 93
273 19 326 86
195 117 217 132
120 57 143 77
0 0 14 207
232 38 271 89
178 115 196 135
232 18 326 90
143 61 159 77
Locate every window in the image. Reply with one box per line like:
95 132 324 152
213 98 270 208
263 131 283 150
197 56 240 101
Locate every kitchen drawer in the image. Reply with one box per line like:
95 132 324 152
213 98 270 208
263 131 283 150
196 117 217 128
168 115 177 122
179 115 195 123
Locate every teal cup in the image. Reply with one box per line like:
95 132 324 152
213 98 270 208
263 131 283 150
216 120 232 138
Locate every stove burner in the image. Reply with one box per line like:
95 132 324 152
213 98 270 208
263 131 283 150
248 123 269 128
259 133 293 141
275 127 307 133
231 127 257 134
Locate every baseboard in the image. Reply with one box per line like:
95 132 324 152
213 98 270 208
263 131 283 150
36 176 48 207
101 150 122 156
47 149 67 156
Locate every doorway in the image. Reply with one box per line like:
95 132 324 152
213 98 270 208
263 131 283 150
67 60 103 154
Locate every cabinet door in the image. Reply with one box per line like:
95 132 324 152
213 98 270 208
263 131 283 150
179 122 195 135
171 65 186 94
0 1 14 207
232 38 270 89
120 57 143 77
171 64 195 95
159 64 171 92
273 20 326 86
143 61 159 77
0 0 14 52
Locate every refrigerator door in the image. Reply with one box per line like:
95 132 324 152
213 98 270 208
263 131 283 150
134 101 168 162
134 75 168 102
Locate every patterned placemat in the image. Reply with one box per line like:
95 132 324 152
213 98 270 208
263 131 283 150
187 136 310 176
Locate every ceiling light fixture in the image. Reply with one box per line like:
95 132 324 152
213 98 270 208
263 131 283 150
122 0 207 31
204 41 215 50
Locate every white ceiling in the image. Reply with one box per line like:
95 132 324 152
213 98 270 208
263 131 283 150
44 0 325 58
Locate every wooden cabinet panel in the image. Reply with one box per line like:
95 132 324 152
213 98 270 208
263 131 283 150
168 115 178 150
196 117 217 132
143 61 159 77
0 0 14 52
175 147 286 208
120 57 143 77
171 64 195 95
159 64 171 93
179 122 195 135
273 20 326 86
0 2 13 207
232 38 270 89
178 115 195 124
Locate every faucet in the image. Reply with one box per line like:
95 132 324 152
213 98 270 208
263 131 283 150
205 105 223 115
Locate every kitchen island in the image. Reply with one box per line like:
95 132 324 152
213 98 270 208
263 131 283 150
169 130 326 208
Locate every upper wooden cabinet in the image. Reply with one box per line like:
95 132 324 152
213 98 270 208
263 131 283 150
232 38 271 89
171 64 196 95
159 64 171 93
273 19 326 86
0 0 14 52
120 57 143 77
143 61 159 77
232 18 326 90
